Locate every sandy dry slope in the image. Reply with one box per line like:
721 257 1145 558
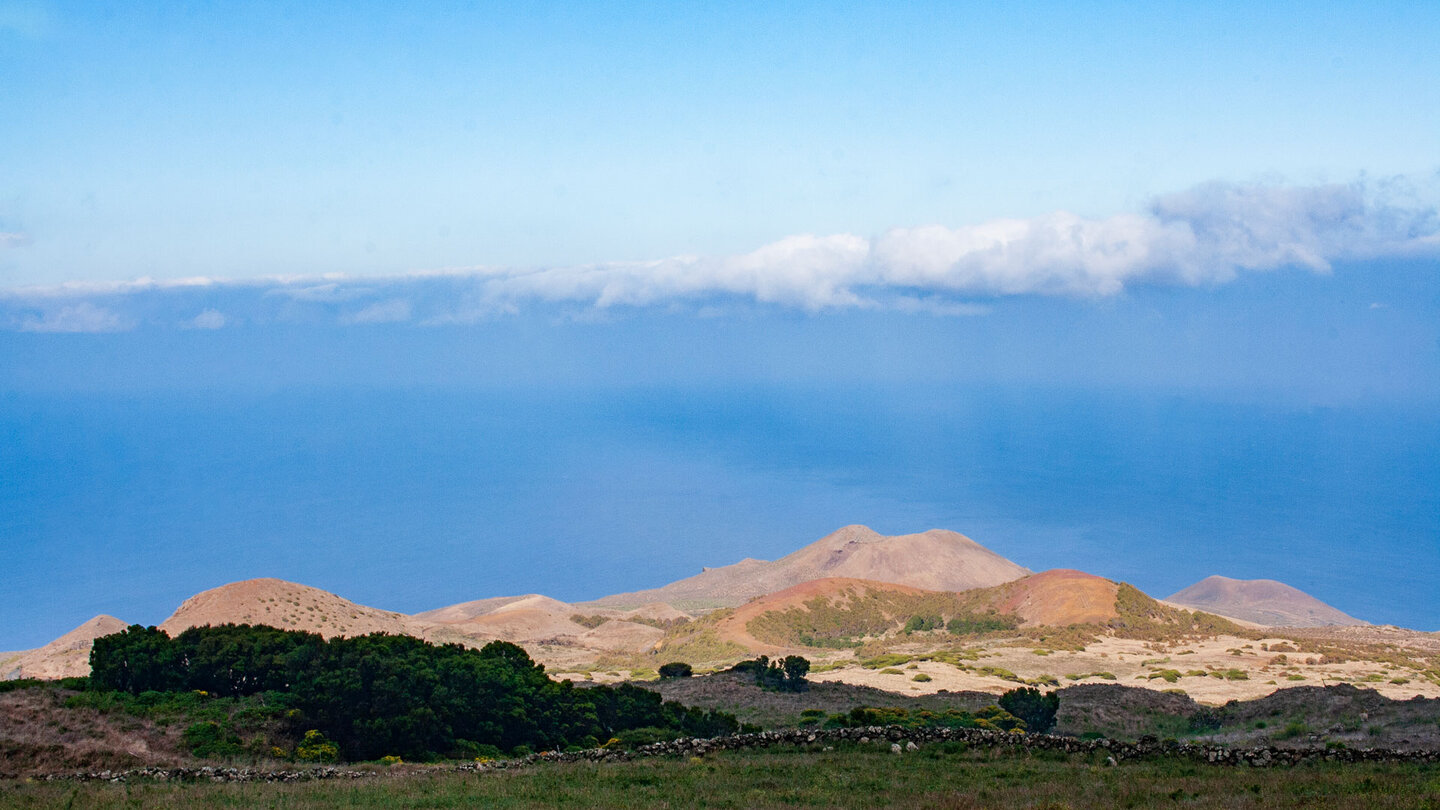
416 593 669 661
159 578 420 639
587 525 1029 609
1167 575 1366 627
812 632 1440 705
3 616 129 680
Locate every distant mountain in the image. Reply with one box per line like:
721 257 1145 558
1166 575 1366 628
3 615 128 680
585 525 1030 610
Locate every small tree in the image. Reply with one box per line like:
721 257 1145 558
731 655 810 692
781 655 810 689
998 687 1059 734
658 662 693 679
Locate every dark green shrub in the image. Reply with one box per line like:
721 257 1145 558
997 687 1059 734
452 740 504 760
947 612 1021 635
1274 722 1308 740
1188 708 1223 733
658 662 693 679
0 678 44 694
183 721 244 758
731 655 810 692
903 615 943 633
614 727 680 748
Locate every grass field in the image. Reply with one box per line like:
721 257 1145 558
5 743 1439 809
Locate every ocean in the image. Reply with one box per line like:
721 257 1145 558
3 384 1436 650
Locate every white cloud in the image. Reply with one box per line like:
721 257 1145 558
18 303 132 333
470 233 872 312
443 179 1437 312
1 178 1436 329
344 298 412 324
186 309 228 330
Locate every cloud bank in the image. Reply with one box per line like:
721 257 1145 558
2 180 1436 331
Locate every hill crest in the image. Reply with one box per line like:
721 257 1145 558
1166 575 1366 628
585 525 1030 609
3 615 129 680
159 578 418 639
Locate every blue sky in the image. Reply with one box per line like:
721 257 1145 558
1 3 1439 647
1 2 1438 285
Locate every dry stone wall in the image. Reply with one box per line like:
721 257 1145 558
40 726 1440 783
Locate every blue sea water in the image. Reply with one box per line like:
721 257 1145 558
2 384 1437 651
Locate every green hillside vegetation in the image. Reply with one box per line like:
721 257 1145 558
1107 584 1251 641
571 614 691 631
634 612 750 667
740 582 1254 655
744 588 1021 649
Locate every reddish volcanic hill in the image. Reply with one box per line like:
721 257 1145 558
585 525 1030 609
978 569 1122 627
1166 576 1366 628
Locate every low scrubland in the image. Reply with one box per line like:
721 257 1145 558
6 742 1440 809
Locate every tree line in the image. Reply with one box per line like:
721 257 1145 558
89 624 739 761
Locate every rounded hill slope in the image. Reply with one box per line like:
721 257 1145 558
4 615 129 680
158 578 418 638
1166 575 1365 628
586 525 1030 609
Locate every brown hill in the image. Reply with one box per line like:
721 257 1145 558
412 594 557 624
415 592 668 658
669 569 1249 658
961 569 1121 627
1166 575 1366 628
159 578 420 639
585 525 1030 610
727 570 1121 651
432 594 587 642
3 616 129 680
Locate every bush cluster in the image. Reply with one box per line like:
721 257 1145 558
997 687 1059 734
89 624 738 761
730 655 810 692
811 704 1028 732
